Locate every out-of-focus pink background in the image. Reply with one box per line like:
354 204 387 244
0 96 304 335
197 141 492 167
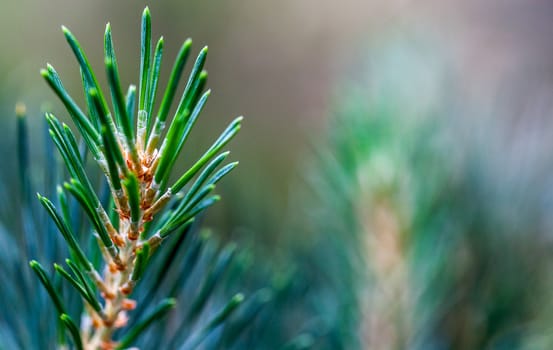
2 0 553 238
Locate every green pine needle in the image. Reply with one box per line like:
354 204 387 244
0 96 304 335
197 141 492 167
60 314 84 350
29 260 66 315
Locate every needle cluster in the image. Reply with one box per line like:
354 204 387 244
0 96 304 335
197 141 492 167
29 7 242 349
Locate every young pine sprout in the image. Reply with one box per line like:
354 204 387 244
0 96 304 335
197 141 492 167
30 7 242 349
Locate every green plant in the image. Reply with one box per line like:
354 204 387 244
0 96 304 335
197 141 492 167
309 42 553 349
26 7 243 349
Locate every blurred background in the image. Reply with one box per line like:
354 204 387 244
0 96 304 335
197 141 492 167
3 0 553 348
2 0 553 239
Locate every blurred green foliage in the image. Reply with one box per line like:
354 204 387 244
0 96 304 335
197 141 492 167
297 41 553 349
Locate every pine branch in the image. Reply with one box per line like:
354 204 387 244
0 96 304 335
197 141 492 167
30 7 243 349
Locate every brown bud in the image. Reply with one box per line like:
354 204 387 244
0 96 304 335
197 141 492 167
108 263 119 274
122 299 137 310
120 281 135 295
92 316 102 329
100 341 116 350
101 290 116 300
114 311 129 328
